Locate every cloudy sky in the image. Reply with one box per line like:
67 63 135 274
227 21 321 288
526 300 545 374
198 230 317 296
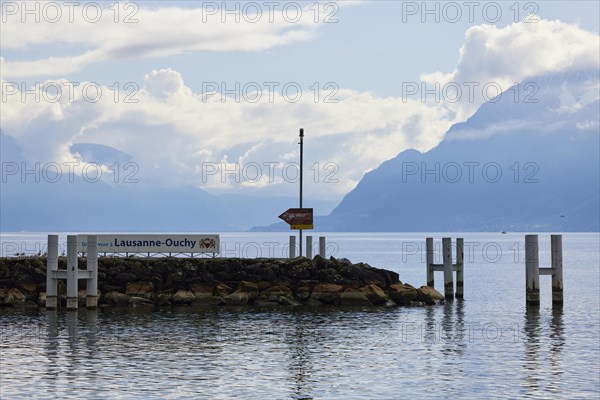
1 1 599 208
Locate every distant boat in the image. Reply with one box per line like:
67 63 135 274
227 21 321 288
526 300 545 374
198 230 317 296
501 231 507 234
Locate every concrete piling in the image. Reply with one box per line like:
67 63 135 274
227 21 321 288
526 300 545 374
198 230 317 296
426 237 434 287
66 235 79 310
319 236 326 258
442 237 454 300
45 235 59 310
306 236 313 259
525 235 540 305
289 235 296 258
86 235 98 309
551 235 563 304
456 238 464 299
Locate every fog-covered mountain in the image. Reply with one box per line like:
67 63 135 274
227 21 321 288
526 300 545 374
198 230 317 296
255 69 600 232
3 70 598 232
0 133 335 231
318 70 600 231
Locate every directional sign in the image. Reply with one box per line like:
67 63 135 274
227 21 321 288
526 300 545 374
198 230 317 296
278 208 313 230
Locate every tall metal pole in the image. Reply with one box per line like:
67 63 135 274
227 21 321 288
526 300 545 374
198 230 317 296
299 128 304 257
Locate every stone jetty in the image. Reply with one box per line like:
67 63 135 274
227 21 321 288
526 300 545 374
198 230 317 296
0 256 444 308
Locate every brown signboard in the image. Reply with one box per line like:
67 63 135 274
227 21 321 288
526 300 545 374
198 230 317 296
278 208 313 230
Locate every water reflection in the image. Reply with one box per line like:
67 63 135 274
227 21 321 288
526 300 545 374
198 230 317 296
440 301 455 355
522 305 565 397
0 299 586 399
548 305 565 395
285 313 315 399
523 305 541 394
44 310 60 394
454 300 466 355
423 300 467 356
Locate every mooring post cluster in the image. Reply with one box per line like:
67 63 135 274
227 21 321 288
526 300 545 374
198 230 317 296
289 235 326 259
46 234 98 310
425 237 464 300
525 234 563 305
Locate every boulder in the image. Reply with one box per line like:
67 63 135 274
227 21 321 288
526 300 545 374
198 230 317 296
277 296 302 306
129 296 153 307
388 283 418 305
336 257 353 267
260 285 300 305
17 282 38 301
126 282 154 299
295 286 312 301
114 272 137 287
130 262 150 279
190 283 214 298
172 289 195 305
257 281 273 290
260 285 289 297
352 263 388 287
155 290 173 306
38 291 47 306
312 254 328 269
165 270 186 287
103 291 131 306
339 288 373 306
310 283 343 305
222 291 249 306
236 281 259 300
358 284 392 305
4 288 26 305
189 283 221 305
416 286 445 305
214 283 233 297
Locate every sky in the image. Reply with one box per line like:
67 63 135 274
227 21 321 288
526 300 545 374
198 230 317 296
1 0 599 209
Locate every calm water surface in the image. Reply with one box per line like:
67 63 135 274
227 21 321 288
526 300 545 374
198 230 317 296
1 232 599 399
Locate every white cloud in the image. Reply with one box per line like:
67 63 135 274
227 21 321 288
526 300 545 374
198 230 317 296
421 19 600 120
143 68 192 99
1 69 451 198
1 18 598 202
0 1 334 78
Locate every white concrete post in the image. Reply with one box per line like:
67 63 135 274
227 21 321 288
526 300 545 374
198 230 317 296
66 235 79 310
443 237 453 300
86 235 98 309
46 235 59 309
551 234 563 304
426 237 434 287
289 235 296 258
306 236 313 259
456 238 464 299
525 234 540 305
319 236 326 258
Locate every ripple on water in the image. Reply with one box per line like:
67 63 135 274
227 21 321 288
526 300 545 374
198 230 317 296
1 302 598 399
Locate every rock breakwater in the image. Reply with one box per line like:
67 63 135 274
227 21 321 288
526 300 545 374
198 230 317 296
0 256 444 308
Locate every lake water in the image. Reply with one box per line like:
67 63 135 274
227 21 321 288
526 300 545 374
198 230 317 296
1 232 599 399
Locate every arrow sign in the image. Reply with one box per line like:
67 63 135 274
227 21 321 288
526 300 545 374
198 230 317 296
278 208 313 230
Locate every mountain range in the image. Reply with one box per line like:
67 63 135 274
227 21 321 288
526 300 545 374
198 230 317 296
1 69 599 232
256 69 600 232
